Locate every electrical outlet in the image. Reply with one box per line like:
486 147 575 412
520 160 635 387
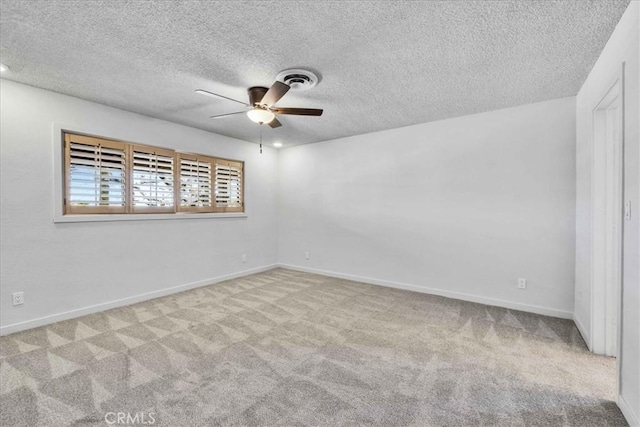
305 251 310 260
13 292 24 306
241 254 247 263
517 278 527 290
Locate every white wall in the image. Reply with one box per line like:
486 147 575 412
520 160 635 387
575 2 640 424
278 97 576 318
0 80 279 334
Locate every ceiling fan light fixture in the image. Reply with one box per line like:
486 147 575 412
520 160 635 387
247 108 275 124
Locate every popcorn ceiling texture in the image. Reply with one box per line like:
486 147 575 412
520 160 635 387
0 0 630 146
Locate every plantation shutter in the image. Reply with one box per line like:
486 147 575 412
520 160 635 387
131 145 175 213
178 153 214 212
214 159 244 213
65 134 127 214
63 131 244 216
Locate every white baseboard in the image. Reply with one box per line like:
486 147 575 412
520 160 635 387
619 394 640 427
278 264 573 319
0 264 278 336
573 313 592 350
0 263 576 335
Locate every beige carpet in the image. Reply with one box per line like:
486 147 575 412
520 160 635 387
0 268 627 426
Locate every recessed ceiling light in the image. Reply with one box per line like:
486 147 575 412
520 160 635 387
0 63 10 73
273 142 283 148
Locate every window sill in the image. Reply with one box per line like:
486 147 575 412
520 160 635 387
53 212 248 223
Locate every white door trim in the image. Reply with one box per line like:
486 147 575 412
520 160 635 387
588 62 625 397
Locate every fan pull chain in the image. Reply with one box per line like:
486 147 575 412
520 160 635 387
259 123 263 154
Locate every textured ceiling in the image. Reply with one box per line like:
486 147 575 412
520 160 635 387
0 0 631 147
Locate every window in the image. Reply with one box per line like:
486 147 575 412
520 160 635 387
131 145 175 213
63 132 244 215
178 153 213 212
65 134 127 214
214 158 243 213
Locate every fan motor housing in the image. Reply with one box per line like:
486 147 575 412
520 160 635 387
248 86 269 106
276 69 319 91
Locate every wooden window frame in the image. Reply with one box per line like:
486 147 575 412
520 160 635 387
177 153 215 213
62 131 245 216
214 158 244 213
64 133 128 215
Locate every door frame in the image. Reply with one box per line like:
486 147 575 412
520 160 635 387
589 63 625 394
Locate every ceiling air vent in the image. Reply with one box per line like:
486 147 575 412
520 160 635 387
275 68 319 91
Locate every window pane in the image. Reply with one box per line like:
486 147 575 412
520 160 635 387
68 142 125 207
215 162 242 208
180 158 212 207
132 150 175 207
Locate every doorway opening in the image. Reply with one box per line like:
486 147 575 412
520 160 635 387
590 74 623 361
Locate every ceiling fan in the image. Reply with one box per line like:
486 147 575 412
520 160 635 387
195 80 323 128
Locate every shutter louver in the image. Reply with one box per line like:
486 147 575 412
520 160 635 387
178 155 213 212
132 146 175 213
65 134 126 214
214 159 244 213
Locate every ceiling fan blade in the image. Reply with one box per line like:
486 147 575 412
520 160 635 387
268 117 282 128
260 81 290 107
210 111 247 119
272 107 323 116
196 89 249 106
